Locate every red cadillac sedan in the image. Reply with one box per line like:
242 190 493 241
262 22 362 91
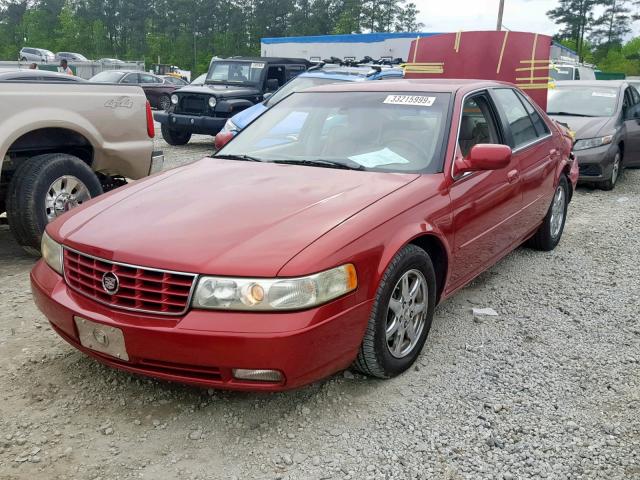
31 80 578 391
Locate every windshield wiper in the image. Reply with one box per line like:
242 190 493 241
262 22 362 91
215 154 263 162
272 159 365 171
547 111 596 117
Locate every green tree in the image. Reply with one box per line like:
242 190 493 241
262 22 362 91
547 0 598 61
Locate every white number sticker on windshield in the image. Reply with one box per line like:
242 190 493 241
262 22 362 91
384 95 436 106
251 63 265 69
592 92 617 98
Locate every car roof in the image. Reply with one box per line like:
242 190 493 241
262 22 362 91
220 57 311 65
304 78 507 94
0 69 82 80
554 80 625 88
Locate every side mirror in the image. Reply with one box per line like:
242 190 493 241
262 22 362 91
265 78 279 92
455 144 512 175
214 131 234 150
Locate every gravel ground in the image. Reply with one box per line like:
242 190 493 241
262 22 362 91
0 136 638 480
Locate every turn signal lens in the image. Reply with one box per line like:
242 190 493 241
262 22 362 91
192 264 357 311
232 369 283 383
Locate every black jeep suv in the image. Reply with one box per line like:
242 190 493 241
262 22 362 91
154 57 311 145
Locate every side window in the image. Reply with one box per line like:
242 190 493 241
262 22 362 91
122 73 139 84
458 93 501 158
285 65 305 81
266 66 286 87
574 68 580 80
516 91 550 136
628 87 639 105
139 73 157 84
493 88 539 148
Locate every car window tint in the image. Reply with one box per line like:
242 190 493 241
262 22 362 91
140 73 157 83
122 73 139 84
458 94 501 158
493 88 539 148
574 69 580 80
631 86 640 104
516 91 549 136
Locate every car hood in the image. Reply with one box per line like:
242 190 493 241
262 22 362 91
176 84 261 98
55 159 418 277
231 101 267 129
548 115 613 139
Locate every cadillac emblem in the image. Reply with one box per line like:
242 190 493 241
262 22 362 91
101 272 120 295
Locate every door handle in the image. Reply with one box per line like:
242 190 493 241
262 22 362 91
507 169 520 184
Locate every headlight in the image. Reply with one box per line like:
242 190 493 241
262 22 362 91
170 94 179 105
222 119 238 133
573 135 613 151
192 264 357 311
208 96 217 108
41 232 63 275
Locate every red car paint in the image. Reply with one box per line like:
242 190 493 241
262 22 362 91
31 80 577 391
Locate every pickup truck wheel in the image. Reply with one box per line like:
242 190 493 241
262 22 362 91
159 95 171 111
161 124 192 145
353 245 436 378
6 153 103 255
527 175 569 252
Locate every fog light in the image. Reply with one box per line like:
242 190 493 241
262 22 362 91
232 369 283 383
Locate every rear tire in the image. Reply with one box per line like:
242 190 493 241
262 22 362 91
527 175 569 252
6 153 103 255
600 149 621 191
353 245 436 378
161 124 192 145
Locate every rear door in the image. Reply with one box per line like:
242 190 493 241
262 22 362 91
491 87 557 236
622 86 640 166
447 90 523 290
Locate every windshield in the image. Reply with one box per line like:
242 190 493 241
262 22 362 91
548 86 619 117
266 76 349 107
206 61 264 84
90 71 126 83
218 91 450 173
550 67 575 81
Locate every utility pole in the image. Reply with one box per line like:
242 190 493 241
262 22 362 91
497 0 505 30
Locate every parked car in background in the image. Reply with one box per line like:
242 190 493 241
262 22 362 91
155 56 311 145
19 47 55 63
98 58 125 64
190 73 206 85
89 70 177 110
0 79 163 253
55 52 89 62
548 80 640 190
161 75 189 87
32 79 577 392
550 63 597 81
216 65 403 147
0 70 84 82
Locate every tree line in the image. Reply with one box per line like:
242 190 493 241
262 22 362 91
0 0 422 74
548 0 640 74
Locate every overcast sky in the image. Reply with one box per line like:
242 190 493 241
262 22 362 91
413 0 640 38
414 0 559 35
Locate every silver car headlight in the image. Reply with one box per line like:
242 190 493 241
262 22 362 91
192 264 357 311
171 94 179 105
222 119 238 133
41 232 63 275
208 96 217 108
573 135 613 151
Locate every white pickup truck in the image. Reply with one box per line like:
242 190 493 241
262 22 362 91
0 80 164 253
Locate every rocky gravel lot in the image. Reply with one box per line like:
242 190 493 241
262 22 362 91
0 134 638 480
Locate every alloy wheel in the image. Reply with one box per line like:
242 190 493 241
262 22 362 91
549 184 566 240
45 175 91 222
385 269 429 359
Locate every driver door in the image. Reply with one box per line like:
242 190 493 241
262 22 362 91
623 86 640 166
447 91 523 292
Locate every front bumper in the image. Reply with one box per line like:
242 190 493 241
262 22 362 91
154 112 227 135
31 260 372 391
574 143 616 183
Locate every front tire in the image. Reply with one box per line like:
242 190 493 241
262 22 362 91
527 175 569 251
353 245 436 378
600 149 621 191
161 124 192 145
6 153 103 254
